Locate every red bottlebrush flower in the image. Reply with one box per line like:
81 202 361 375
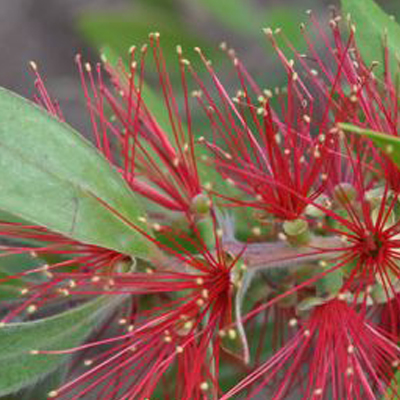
340 50 400 193
189 45 333 221
0 221 128 324
222 298 400 400
311 169 400 304
25 39 247 400
314 19 400 194
187 13 378 221
14 216 246 400
79 36 202 215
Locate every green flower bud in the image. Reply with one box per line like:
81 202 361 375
305 194 331 218
283 219 310 246
297 296 327 312
190 193 211 215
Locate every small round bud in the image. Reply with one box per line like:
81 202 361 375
297 296 326 312
283 219 310 246
190 193 211 215
305 194 330 218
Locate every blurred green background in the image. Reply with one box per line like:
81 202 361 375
0 0 398 134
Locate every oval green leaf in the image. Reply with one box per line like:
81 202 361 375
339 122 400 167
0 296 121 396
342 0 400 76
0 87 153 259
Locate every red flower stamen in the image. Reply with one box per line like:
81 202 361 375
222 299 400 400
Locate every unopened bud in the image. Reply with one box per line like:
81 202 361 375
297 296 326 312
283 219 310 246
305 194 330 218
190 193 211 215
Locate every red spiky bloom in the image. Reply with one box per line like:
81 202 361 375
76 35 202 215
222 299 400 400
331 33 400 193
0 221 127 324
0 207 242 399
28 221 242 400
25 38 243 400
189 45 333 221
334 191 400 295
312 173 400 335
189 12 379 221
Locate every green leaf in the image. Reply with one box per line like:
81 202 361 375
0 253 47 302
0 285 22 301
0 209 31 225
339 123 400 166
19 368 67 400
0 367 67 400
342 0 400 75
0 253 42 277
0 254 40 301
0 87 153 259
0 295 121 396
